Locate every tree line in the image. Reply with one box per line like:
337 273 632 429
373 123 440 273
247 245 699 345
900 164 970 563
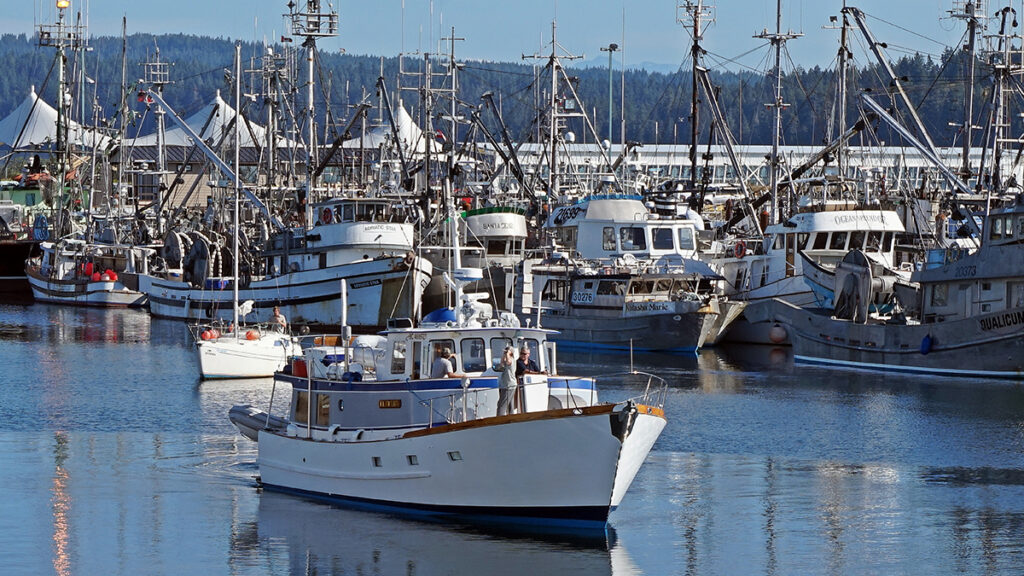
0 32 1011 153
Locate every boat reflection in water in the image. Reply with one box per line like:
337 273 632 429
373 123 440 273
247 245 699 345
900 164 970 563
235 491 642 576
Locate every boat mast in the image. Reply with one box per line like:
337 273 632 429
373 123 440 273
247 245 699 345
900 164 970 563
143 46 170 236
232 43 242 334
286 0 338 225
39 0 84 240
950 1 983 183
678 1 714 191
755 0 801 223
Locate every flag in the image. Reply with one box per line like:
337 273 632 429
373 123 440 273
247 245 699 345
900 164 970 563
434 129 446 142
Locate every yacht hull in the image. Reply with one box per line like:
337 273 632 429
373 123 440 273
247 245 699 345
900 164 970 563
254 403 666 528
198 332 297 379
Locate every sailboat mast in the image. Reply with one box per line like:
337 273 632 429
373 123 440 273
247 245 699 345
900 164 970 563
233 43 242 333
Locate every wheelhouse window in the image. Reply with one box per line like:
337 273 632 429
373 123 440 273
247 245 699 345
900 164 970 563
541 279 568 302
520 339 541 370
652 228 674 250
390 341 407 375
486 240 507 255
830 232 848 250
867 231 882 251
1005 217 1015 239
597 280 625 295
602 227 616 251
555 226 577 250
992 217 1004 240
619 227 647 251
429 339 456 372
812 233 828 249
882 232 894 252
797 233 809 250
628 280 654 295
490 337 514 370
678 227 695 251
460 338 487 372
849 231 866 251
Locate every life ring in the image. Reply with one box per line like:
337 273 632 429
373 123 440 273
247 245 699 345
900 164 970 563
734 240 747 259
320 207 333 225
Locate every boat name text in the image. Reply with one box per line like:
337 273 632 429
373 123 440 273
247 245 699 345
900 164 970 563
552 205 585 225
624 302 672 312
979 310 1024 331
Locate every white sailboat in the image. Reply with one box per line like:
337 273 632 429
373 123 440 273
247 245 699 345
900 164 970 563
196 45 297 379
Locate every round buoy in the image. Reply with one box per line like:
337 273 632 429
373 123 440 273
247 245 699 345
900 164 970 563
210 329 220 339
768 323 787 344
91 272 101 282
246 330 259 340
201 330 212 340
108 271 118 282
84 262 93 276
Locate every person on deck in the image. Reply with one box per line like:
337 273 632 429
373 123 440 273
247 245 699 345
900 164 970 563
430 348 464 379
272 306 287 332
496 346 518 416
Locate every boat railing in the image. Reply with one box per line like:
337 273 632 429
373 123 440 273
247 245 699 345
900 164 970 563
594 371 669 411
420 386 490 428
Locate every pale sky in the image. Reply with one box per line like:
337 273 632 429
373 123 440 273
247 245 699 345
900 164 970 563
0 1 995 72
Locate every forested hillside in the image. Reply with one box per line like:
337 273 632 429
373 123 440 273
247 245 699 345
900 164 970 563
0 32 1004 149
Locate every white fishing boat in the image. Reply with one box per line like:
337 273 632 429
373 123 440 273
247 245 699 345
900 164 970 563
142 197 431 330
25 239 155 307
527 194 745 351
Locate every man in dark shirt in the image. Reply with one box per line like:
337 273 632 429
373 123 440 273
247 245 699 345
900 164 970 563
515 346 543 379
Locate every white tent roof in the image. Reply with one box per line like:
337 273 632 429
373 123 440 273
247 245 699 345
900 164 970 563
131 90 288 149
342 103 440 154
0 86 110 149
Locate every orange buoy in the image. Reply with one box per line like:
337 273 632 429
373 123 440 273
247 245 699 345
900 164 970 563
201 330 212 340
210 329 221 339
246 330 259 340
768 323 787 344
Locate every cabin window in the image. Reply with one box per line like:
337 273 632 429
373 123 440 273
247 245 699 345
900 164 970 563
597 280 625 295
554 226 577 250
678 227 695 251
774 235 784 250
317 393 331 426
812 233 828 249
652 228 674 250
372 457 382 467
460 338 487 373
1017 216 1024 238
797 233 809 250
490 337 514 370
849 231 866 251
542 279 568 302
931 284 948 307
654 279 673 292
520 339 541 370
407 455 419 466
390 341 407 375
830 232 848 250
1005 217 1015 239
628 281 654 295
602 227 616 251
867 231 882 251
487 240 507 255
429 339 456 374
882 232 894 252
1009 283 1024 308
992 217 1004 240
342 204 355 222
619 227 647 251
583 281 594 289
294 391 309 424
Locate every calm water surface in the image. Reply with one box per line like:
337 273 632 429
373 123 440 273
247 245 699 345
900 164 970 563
3 303 1024 575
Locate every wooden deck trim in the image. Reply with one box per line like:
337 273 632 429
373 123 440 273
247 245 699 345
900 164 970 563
401 404 618 439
